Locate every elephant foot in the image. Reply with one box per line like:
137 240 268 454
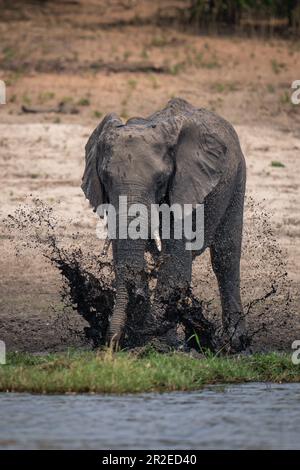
229 332 248 354
223 316 248 354
141 302 165 335
146 325 185 351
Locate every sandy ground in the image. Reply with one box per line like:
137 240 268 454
0 122 299 351
0 1 299 351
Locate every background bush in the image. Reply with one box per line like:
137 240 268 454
188 0 300 33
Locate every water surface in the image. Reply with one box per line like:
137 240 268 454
0 383 299 449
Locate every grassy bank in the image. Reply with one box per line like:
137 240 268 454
0 351 299 394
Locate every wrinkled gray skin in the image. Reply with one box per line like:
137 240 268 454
82 98 246 352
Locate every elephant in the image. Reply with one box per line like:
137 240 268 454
81 98 247 352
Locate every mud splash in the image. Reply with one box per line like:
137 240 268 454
2 197 296 354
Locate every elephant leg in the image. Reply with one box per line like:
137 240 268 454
152 238 192 326
210 189 246 353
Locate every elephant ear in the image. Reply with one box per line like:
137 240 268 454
170 122 227 206
81 113 121 212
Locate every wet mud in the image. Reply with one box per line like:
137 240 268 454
1 197 297 354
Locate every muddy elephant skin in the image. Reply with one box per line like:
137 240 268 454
81 98 246 351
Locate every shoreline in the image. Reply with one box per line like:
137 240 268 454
0 351 299 395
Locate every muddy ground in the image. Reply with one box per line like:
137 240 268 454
0 1 299 352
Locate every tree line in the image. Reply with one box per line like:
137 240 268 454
188 0 300 33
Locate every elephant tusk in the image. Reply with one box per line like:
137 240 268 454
153 229 162 252
101 236 111 256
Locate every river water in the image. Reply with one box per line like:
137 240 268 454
0 383 299 449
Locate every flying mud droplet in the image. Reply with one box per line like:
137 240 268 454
2 197 297 353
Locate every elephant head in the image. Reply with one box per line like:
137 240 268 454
81 98 227 349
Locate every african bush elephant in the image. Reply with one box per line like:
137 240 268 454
81 98 246 352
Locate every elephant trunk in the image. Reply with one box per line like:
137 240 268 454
107 189 153 348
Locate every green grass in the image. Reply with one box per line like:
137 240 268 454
0 351 298 394
271 160 285 168
123 50 131 61
149 35 168 48
22 93 31 105
267 83 275 93
127 79 137 90
38 91 55 104
271 59 287 75
77 97 90 106
168 62 185 76
211 82 239 93
2 46 15 61
280 91 292 106
140 48 149 60
93 110 103 119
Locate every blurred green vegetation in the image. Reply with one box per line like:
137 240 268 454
189 0 300 34
1 350 299 393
